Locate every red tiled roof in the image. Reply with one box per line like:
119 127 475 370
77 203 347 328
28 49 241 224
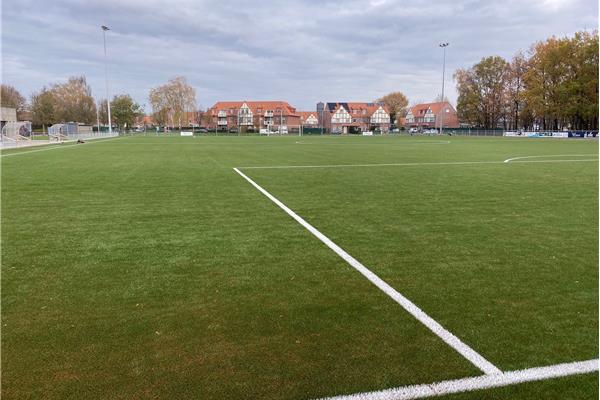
298 111 318 121
409 101 455 116
209 101 297 115
326 102 389 117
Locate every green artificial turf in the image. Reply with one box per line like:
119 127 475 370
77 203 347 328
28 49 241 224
2 135 598 399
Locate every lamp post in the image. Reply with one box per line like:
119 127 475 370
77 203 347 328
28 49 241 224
439 42 449 135
101 25 113 135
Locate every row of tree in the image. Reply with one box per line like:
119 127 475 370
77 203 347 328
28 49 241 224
1 79 143 132
4 75 411 131
455 30 598 130
1 75 198 131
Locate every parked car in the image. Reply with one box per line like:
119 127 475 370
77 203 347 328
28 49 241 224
260 128 270 135
409 128 419 134
197 127 208 133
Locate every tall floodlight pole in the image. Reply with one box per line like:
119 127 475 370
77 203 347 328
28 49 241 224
102 25 113 135
439 42 449 135
96 100 100 134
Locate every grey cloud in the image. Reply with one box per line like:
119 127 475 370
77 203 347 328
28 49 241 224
2 0 597 111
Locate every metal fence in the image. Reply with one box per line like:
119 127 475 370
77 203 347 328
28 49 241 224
443 128 505 136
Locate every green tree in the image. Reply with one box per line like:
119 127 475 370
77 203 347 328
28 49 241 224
376 91 409 125
524 37 567 130
523 30 598 130
30 88 56 131
455 56 510 128
566 31 598 130
454 30 598 130
110 94 143 130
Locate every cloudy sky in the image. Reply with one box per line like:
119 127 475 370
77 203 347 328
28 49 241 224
2 0 598 111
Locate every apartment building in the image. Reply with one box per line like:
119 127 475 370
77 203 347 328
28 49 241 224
206 101 300 132
298 111 319 126
403 101 459 129
317 102 391 134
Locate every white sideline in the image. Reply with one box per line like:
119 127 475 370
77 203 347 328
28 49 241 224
233 167 501 375
503 154 598 163
0 136 121 158
240 158 598 170
315 359 599 400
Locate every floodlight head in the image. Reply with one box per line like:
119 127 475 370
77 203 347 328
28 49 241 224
439 42 449 47
101 25 110 31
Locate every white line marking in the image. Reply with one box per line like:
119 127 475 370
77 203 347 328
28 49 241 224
233 167 501 375
239 158 598 170
315 359 599 400
1 136 121 158
503 154 598 163
294 141 451 145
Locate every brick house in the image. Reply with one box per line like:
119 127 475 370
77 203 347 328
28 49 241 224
317 102 391 134
403 101 459 129
206 101 300 132
298 111 319 126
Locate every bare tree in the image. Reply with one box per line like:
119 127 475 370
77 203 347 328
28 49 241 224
1 84 27 119
51 76 97 124
149 77 196 129
98 99 109 124
505 51 528 130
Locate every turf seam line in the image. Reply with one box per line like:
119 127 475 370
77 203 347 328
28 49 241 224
233 167 501 375
294 140 451 145
0 136 121 157
314 359 599 400
238 159 598 169
503 154 598 163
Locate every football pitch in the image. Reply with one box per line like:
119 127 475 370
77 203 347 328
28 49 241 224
2 135 598 399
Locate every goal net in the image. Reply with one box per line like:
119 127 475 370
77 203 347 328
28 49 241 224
1 121 32 143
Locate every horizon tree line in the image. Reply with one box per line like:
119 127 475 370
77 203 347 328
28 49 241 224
454 30 598 130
